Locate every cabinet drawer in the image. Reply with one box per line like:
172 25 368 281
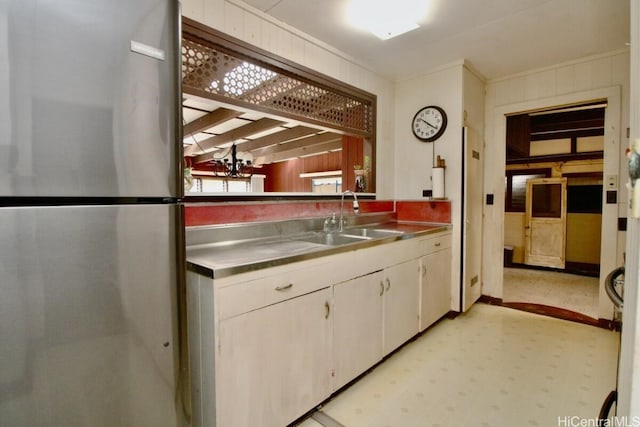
218 262 331 319
353 238 422 275
422 233 452 254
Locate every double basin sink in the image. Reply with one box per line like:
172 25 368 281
292 227 405 246
186 217 449 278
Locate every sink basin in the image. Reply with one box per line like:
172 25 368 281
342 228 404 239
294 232 370 246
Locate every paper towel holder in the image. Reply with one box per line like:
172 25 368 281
431 166 446 200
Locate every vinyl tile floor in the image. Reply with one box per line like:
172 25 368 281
502 267 600 319
297 303 619 427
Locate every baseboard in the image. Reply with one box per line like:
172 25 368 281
477 296 616 330
598 318 621 331
505 262 599 278
446 310 460 319
478 295 503 305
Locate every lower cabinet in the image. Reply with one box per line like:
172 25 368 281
189 231 452 427
382 259 421 355
332 258 422 388
216 288 333 427
420 246 452 330
333 271 384 390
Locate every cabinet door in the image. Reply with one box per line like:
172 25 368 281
383 259 420 355
333 271 384 390
217 288 333 427
420 248 452 330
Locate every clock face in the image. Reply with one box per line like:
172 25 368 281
412 106 447 142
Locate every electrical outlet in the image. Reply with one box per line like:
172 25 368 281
606 174 618 189
486 194 494 205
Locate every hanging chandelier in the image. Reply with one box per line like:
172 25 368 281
211 144 253 178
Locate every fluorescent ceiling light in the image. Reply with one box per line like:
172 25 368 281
346 0 427 40
210 61 276 96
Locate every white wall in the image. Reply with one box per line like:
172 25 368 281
180 0 396 198
483 50 630 320
394 62 486 311
394 63 463 309
393 63 463 199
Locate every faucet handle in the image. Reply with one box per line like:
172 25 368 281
324 212 337 232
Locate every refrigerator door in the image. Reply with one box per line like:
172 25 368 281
0 0 181 197
0 204 184 426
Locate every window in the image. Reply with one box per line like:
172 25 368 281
191 177 252 193
505 169 550 212
311 177 342 194
531 183 562 218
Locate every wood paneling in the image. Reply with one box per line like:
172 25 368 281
566 213 602 264
342 135 364 192
506 114 531 159
259 135 367 192
262 152 343 192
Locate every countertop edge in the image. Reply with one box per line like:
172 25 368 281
187 223 452 279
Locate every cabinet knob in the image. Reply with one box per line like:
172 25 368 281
434 242 441 247
275 283 293 291
385 278 391 291
379 281 384 296
324 301 330 319
422 265 427 276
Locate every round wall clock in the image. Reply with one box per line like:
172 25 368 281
412 105 447 142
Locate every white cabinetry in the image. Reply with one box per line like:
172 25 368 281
188 229 452 427
420 234 453 331
382 259 421 355
217 287 332 427
333 271 384 390
188 256 342 427
332 251 424 387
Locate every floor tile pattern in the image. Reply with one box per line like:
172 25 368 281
503 268 599 319
299 304 619 427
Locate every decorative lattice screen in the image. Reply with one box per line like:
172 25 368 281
182 38 373 136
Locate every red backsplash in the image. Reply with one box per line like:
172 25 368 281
185 199 451 227
185 200 394 226
396 200 451 223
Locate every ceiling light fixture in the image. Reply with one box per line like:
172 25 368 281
210 144 253 178
346 0 427 40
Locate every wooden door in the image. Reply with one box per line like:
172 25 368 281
524 177 567 269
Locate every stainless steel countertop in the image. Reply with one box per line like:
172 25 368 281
186 219 451 279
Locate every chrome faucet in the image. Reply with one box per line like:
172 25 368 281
339 190 359 231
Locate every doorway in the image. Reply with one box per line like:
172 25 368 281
502 102 605 319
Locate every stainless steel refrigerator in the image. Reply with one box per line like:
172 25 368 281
0 1 186 425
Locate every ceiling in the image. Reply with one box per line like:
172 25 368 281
183 95 343 166
240 0 630 81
